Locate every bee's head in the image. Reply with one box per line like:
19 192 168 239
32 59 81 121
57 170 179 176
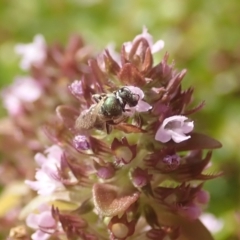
117 87 139 107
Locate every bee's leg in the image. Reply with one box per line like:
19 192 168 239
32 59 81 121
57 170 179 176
133 113 142 127
92 93 106 103
114 115 127 124
106 123 112 134
107 115 127 125
122 108 131 113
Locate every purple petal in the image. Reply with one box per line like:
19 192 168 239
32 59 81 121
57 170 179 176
26 213 39 229
34 153 46 166
162 115 188 128
180 205 202 220
196 190 210 204
32 230 51 240
45 145 63 161
15 34 46 70
73 135 90 150
38 211 56 228
125 86 144 99
200 213 224 234
14 44 25 55
123 42 133 53
155 128 172 143
34 34 46 47
136 100 152 112
182 121 194 133
14 77 42 102
25 170 60 195
2 94 22 115
69 80 83 96
25 180 42 191
37 186 57 196
139 26 154 46
170 130 191 143
38 203 51 212
151 40 165 54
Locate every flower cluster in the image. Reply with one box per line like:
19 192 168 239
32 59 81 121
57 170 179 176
2 28 222 240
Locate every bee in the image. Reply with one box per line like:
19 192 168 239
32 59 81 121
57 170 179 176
75 87 139 133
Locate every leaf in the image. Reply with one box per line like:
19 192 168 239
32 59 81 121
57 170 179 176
166 132 222 151
56 105 79 129
19 191 73 220
177 218 214 240
104 49 121 75
0 182 29 217
157 210 214 240
118 63 146 86
114 123 146 133
141 47 153 73
92 183 140 217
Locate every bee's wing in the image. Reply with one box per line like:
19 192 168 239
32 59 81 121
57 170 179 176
75 104 98 130
75 103 104 130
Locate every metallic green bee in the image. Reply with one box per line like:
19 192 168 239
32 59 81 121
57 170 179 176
75 87 139 133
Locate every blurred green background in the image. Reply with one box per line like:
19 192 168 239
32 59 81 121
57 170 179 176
0 0 240 239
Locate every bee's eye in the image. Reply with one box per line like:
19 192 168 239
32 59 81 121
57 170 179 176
120 87 126 93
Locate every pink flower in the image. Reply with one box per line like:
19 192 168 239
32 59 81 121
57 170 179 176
155 115 194 143
125 86 152 115
73 134 90 150
179 204 202 220
97 42 121 71
200 213 224 234
36 145 63 166
26 204 60 240
98 27 164 71
124 26 164 55
68 80 83 98
105 42 121 65
195 190 210 204
1 76 42 116
25 145 65 195
15 34 46 70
